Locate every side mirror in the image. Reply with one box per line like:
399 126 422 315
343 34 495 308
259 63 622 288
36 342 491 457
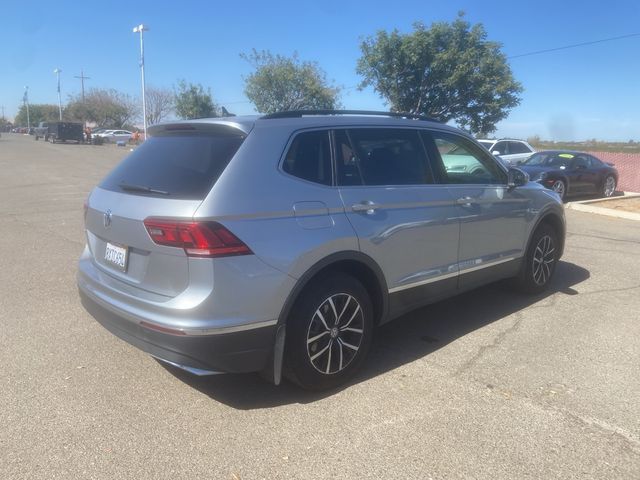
507 167 529 189
492 150 501 156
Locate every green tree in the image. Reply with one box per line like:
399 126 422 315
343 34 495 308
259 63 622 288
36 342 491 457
357 14 522 135
174 81 217 119
14 104 59 126
242 50 341 114
66 88 139 127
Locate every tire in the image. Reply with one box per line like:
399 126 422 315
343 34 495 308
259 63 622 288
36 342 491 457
550 179 566 200
285 273 374 390
514 223 559 294
603 175 616 198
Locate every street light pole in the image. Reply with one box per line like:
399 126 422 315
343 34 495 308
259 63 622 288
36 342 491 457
54 68 63 121
133 24 149 137
23 86 30 129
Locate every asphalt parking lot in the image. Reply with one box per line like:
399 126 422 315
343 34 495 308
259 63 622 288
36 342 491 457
1 132 639 479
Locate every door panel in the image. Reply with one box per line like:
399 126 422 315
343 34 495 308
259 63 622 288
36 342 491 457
334 128 461 305
448 185 530 288
422 130 530 290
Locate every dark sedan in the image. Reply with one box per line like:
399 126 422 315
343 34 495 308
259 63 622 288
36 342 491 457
518 151 618 200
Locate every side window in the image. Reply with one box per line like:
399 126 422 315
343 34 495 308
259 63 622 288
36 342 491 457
283 130 332 186
335 128 433 186
574 156 590 169
508 141 531 154
422 131 506 185
492 141 508 155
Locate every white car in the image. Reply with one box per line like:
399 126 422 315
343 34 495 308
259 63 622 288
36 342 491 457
95 130 133 143
477 139 535 166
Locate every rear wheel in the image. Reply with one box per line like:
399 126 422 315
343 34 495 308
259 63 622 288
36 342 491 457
603 175 616 197
515 224 559 294
285 273 373 390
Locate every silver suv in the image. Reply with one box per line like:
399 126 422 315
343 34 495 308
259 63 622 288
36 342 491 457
78 111 565 390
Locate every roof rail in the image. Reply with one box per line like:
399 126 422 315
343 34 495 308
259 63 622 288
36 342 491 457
260 109 441 123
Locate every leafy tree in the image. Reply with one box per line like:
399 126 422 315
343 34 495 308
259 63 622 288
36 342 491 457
242 49 341 114
145 86 175 125
66 88 139 127
357 14 522 135
14 104 59 126
174 81 217 119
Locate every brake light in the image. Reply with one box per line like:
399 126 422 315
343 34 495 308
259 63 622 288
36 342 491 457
143 219 252 258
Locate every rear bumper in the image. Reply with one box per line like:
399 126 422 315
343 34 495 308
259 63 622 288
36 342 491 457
79 287 276 374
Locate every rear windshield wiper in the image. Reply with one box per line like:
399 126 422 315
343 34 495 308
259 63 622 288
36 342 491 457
118 182 170 195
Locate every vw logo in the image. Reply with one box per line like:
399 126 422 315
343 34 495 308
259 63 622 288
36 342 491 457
103 209 112 228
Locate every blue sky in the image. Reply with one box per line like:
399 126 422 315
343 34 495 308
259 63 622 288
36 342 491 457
2 0 639 140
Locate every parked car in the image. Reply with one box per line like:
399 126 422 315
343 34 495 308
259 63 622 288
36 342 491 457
478 138 535 166
33 121 84 143
94 129 133 143
519 150 618 200
78 110 565 390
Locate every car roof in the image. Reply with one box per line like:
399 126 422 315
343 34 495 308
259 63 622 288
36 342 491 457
535 150 593 155
149 112 463 137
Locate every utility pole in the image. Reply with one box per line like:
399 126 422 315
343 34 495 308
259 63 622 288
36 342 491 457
74 69 91 102
133 24 149 136
54 68 63 121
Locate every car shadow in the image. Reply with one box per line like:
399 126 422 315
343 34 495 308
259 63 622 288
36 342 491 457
158 260 590 410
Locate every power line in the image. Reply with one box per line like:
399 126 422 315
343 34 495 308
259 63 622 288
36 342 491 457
509 32 640 59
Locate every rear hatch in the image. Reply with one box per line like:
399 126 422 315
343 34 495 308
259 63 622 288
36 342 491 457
85 123 246 298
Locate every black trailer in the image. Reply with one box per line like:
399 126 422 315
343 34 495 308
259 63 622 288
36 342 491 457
35 122 84 143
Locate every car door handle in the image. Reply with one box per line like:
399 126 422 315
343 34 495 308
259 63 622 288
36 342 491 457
456 196 476 206
351 201 379 214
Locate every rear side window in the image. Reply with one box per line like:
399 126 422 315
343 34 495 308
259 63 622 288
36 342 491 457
99 133 243 200
283 130 332 185
335 128 433 186
508 141 532 154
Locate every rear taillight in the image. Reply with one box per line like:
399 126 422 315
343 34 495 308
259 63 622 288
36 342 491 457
143 219 252 258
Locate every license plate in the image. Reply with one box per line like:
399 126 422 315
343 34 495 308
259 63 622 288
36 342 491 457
105 242 128 271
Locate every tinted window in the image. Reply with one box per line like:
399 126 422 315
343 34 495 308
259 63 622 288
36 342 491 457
335 129 432 186
100 133 244 200
525 152 572 167
423 131 506 185
283 130 332 185
508 141 532 154
574 155 591 169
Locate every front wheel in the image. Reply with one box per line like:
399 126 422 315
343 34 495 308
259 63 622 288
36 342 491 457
285 273 373 390
603 175 616 197
514 224 559 294
551 180 566 200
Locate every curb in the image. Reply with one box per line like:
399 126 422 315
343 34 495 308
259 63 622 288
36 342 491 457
566 192 640 221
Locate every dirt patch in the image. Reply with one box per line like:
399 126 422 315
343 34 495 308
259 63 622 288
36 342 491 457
588 197 640 214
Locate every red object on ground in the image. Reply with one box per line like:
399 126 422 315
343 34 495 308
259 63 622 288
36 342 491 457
589 152 640 193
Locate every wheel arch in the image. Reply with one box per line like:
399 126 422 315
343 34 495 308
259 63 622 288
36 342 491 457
277 251 389 329
267 251 389 386
528 209 566 259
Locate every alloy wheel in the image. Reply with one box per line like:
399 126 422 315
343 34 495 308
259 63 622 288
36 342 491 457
306 293 364 375
532 235 555 286
551 180 565 199
604 176 616 197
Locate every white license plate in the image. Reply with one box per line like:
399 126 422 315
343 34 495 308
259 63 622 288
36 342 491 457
105 242 128 271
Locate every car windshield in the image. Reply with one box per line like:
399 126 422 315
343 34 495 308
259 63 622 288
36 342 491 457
524 152 574 168
478 140 495 150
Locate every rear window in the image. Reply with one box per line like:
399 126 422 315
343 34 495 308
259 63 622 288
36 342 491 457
99 133 244 200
